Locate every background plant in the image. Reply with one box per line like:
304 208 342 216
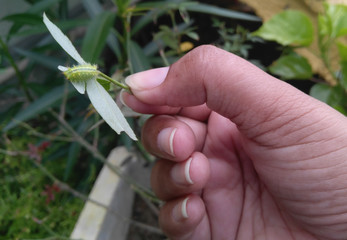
254 3 347 114
212 17 265 69
0 0 260 238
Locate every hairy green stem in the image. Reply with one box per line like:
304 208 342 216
98 71 131 92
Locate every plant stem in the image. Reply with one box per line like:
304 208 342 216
125 12 134 74
92 114 100 148
135 140 155 163
169 10 181 55
50 110 159 203
159 49 170 67
18 121 74 142
59 79 69 119
98 71 131 92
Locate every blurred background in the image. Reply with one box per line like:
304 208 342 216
0 0 346 239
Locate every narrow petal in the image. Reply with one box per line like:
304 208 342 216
43 13 86 65
58 65 68 71
58 65 86 94
71 81 86 94
86 79 137 140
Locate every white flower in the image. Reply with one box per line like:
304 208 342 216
43 13 137 140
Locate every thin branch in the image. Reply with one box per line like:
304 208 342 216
92 114 100 148
59 79 69 119
18 121 74 142
87 119 104 133
138 192 160 217
25 217 76 240
50 110 158 203
159 48 170 67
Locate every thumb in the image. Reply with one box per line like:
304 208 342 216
125 45 346 145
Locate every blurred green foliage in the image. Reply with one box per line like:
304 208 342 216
0 138 83 239
254 3 347 114
212 17 264 68
0 0 260 238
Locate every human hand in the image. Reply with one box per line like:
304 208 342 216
122 45 347 240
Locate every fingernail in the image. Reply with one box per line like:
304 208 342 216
157 127 176 157
185 158 194 184
125 67 169 91
171 158 194 185
119 90 129 108
172 197 189 221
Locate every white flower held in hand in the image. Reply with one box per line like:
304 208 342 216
43 13 137 141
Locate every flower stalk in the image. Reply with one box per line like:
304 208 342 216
98 71 131 92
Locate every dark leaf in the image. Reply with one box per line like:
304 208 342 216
81 12 116 63
269 54 313 80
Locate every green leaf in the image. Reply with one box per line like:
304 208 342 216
324 3 347 38
81 12 116 63
2 85 74 132
310 84 330 103
96 78 111 91
310 83 344 107
154 25 178 50
82 0 104 16
132 10 162 35
114 0 131 15
337 42 347 61
132 1 260 35
108 28 122 60
81 0 122 60
143 21 193 56
186 31 199 41
336 43 347 91
134 1 187 9
128 40 151 73
64 142 81 181
27 0 64 14
14 48 62 70
339 61 347 91
64 119 93 181
4 0 64 39
269 54 313 80
2 13 42 25
185 3 261 22
0 103 23 128
4 13 41 39
12 18 88 38
253 10 314 46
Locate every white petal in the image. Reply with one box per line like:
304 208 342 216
43 13 86 65
71 81 86 94
86 79 137 140
58 65 86 94
58 65 68 71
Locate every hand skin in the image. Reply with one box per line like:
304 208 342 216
122 45 347 240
